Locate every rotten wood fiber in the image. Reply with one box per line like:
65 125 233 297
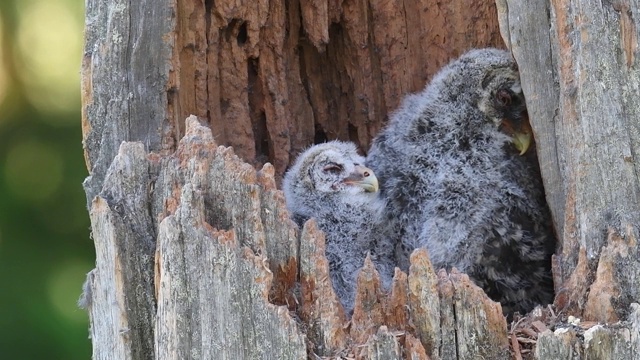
84 117 514 359
81 0 505 205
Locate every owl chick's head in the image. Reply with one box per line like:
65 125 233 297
434 48 533 154
477 62 525 127
425 49 525 127
283 141 379 218
477 62 532 154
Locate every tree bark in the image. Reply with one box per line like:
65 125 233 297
497 0 640 357
81 0 640 359
81 0 504 205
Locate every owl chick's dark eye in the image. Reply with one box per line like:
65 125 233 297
323 163 343 174
496 89 512 106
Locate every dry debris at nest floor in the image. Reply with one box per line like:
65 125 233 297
509 304 603 359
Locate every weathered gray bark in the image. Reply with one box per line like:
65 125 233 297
84 123 306 359
81 0 640 359
498 0 640 357
81 0 175 209
535 305 640 359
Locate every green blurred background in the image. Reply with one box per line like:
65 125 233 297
0 0 92 358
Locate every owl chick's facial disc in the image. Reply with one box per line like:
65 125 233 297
311 156 379 194
298 142 379 195
283 141 381 221
478 65 532 155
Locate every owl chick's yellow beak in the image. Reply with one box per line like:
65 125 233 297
512 131 532 156
343 165 379 193
500 115 533 156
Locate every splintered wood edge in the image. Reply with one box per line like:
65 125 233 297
351 255 386 344
100 116 640 360
153 161 307 359
299 218 348 354
407 249 440 357
584 224 638 323
88 198 133 360
384 269 410 330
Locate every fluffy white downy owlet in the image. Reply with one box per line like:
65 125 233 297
366 48 555 316
283 141 395 314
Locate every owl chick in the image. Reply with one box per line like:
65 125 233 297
283 141 395 314
366 48 555 316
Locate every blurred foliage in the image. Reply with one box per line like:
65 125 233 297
0 0 92 358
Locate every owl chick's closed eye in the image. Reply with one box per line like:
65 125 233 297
366 48 555 317
283 141 395 314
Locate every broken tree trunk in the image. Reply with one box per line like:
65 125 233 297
80 0 640 359
497 0 640 357
81 0 505 206
83 117 511 359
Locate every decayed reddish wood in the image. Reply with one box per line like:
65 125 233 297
407 249 440 357
403 333 430 360
584 225 638 323
166 0 504 182
300 0 329 48
351 257 389 344
383 269 410 331
298 219 348 356
552 248 589 319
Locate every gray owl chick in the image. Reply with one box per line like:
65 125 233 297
366 48 555 316
283 141 395 314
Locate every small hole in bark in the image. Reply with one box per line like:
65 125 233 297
348 123 358 143
224 19 248 45
314 124 328 144
329 22 343 36
203 195 233 231
237 21 248 45
220 98 230 114
247 58 269 164
254 112 270 164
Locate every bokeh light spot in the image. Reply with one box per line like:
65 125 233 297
5 140 64 202
47 260 93 324
15 0 82 119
